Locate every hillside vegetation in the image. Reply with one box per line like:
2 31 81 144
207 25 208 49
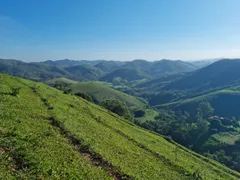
1 73 240 179
164 59 240 93
94 61 125 73
68 81 144 107
0 59 199 83
130 60 240 172
100 67 150 82
122 59 197 77
67 81 158 122
45 77 78 87
135 59 240 107
64 64 104 81
0 59 73 81
155 89 240 119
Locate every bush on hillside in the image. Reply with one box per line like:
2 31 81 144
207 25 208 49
11 87 21 96
75 92 92 102
64 88 72 94
55 81 67 90
101 99 133 120
134 109 145 118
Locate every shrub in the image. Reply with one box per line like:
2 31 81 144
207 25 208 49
74 92 92 102
134 109 145 118
11 87 21 96
64 89 72 94
101 99 133 120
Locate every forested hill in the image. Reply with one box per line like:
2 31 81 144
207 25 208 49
1 73 240 179
122 59 197 77
164 59 240 92
0 58 200 82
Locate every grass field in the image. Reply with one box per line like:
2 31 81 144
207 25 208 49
68 81 145 107
1 73 240 179
68 81 159 122
211 132 240 145
135 108 159 123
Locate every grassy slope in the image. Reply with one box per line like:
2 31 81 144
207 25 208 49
1 74 240 179
211 132 240 145
136 108 159 122
45 77 78 86
69 81 144 107
68 81 158 122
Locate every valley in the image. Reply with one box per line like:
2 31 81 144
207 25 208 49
1 58 240 178
2 73 239 179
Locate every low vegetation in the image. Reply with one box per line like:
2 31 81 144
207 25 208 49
1 73 239 179
68 81 144 107
2 58 240 175
140 101 240 171
66 81 158 122
101 99 134 120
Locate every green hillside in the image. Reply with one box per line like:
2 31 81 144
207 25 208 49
1 73 240 179
95 61 125 73
45 77 78 86
0 59 105 82
150 60 197 76
68 81 144 107
134 59 240 107
43 59 103 68
155 89 240 119
64 64 104 81
0 59 74 81
122 59 196 77
100 67 150 82
164 59 240 93
67 81 158 122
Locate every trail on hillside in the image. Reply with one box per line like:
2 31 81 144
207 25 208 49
30 85 132 180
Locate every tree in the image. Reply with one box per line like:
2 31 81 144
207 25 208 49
235 139 240 145
101 99 133 120
112 77 123 86
134 109 145 118
215 150 232 166
196 102 214 120
55 81 66 90
210 119 222 129
175 110 189 121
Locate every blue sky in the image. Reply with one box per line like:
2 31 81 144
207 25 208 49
0 0 240 61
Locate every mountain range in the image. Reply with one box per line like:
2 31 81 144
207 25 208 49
0 58 204 82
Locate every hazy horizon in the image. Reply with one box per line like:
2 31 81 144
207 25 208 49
0 57 227 63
